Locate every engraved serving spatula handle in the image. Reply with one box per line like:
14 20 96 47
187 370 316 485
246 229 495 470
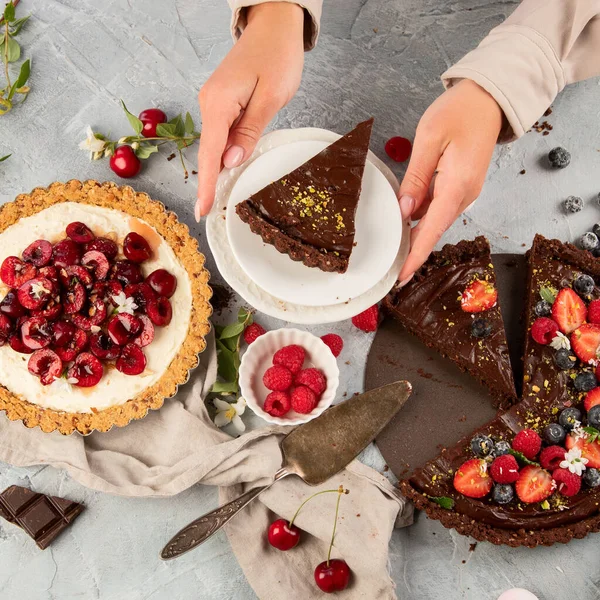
160 468 290 560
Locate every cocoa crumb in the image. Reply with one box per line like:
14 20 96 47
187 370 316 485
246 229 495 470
192 170 198 175
167 153 176 161
543 107 553 117
520 169 526 175
469 542 478 552
463 218 467 225
373 27 378 33
356 513 361 517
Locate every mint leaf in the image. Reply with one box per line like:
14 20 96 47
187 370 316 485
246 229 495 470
121 100 143 135
429 496 454 510
169 114 186 138
10 15 30 35
211 380 239 395
216 339 238 383
539 287 557 304
156 122 176 137
184 111 195 135
3 2 15 23
6 38 20 62
8 58 29 100
220 322 245 340
0 154 11 162
508 448 540 467
135 143 158 160
583 426 600 444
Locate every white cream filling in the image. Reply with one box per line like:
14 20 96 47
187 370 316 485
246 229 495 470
0 202 193 414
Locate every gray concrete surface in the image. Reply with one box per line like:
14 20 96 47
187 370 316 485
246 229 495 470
1 0 599 598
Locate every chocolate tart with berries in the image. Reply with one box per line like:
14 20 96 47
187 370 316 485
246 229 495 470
236 119 373 274
0 180 212 435
383 237 517 409
400 235 600 547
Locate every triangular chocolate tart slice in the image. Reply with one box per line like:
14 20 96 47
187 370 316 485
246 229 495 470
400 235 600 548
236 119 373 274
383 237 517 409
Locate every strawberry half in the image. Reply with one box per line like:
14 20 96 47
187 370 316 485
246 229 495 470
570 323 600 364
566 434 600 469
453 458 492 498
460 279 498 314
552 288 586 334
515 465 553 504
584 387 600 412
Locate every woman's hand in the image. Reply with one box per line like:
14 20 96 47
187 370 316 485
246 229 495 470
397 79 504 284
195 2 305 220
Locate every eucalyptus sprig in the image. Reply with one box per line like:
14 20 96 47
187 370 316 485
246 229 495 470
0 0 31 115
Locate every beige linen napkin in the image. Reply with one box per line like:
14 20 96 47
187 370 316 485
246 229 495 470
0 332 412 599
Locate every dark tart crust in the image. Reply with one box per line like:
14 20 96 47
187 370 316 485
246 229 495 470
0 180 212 435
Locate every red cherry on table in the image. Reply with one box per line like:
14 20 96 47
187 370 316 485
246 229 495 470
314 559 351 593
384 136 412 162
267 519 300 551
110 146 142 178
138 108 167 138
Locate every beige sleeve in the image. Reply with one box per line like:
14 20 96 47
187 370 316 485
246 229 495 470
227 0 322 50
442 0 600 141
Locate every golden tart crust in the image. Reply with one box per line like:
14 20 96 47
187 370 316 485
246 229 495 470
0 180 212 435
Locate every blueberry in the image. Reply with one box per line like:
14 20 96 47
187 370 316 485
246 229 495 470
593 223 600 238
574 273 595 295
583 468 600 488
559 407 582 431
534 300 552 317
554 348 577 371
549 147 571 169
471 318 493 338
564 196 583 214
588 405 600 429
574 372 597 392
543 422 566 445
579 233 599 253
492 484 514 505
493 440 511 457
470 434 495 458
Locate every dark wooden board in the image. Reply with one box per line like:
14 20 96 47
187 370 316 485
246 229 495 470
366 254 526 479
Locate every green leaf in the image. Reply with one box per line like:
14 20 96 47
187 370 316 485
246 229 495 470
6 38 20 62
155 122 176 137
184 112 195 135
508 448 540 467
219 321 245 340
0 154 11 162
539 286 557 304
7 58 29 100
429 496 454 510
583 426 600 444
135 143 159 160
121 100 143 135
220 336 238 352
3 2 15 23
169 114 185 138
216 340 238 382
10 15 30 35
211 380 239 395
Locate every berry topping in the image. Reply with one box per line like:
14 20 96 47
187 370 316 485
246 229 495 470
570 323 600 363
82 250 110 280
107 313 142 346
290 385 318 414
263 391 291 417
111 260 143 286
17 277 54 310
21 316 52 350
384 136 412 162
9 333 33 354
512 429 542 460
38 265 59 286
116 343 147 375
139 107 167 138
89 331 120 360
552 468 581 497
124 282 156 313
263 365 293 392
552 288 586 334
146 268 177 298
351 305 379 332
1 256 37 287
584 387 600 411
34 298 62 320
294 368 327 396
470 318 493 338
27 349 63 386
314 559 351 594
470 434 495 458
530 317 559 344
588 299 600 324
583 468 600 488
588 405 600 429
273 345 306 374
51 320 76 347
563 195 583 213
489 455 520 484
54 329 88 363
66 222 95 244
533 300 552 317
540 445 567 471
559 407 582 431
515 465 553 504
71 298 108 331
492 441 511 457
267 519 300 551
0 291 26 319
460 279 497 313
243 323 266 345
52 239 82 268
109 145 142 178
0 313 13 341
554 348 576 370
22 240 53 267
67 352 103 387
453 459 492 499
574 274 595 296
548 146 570 169
566 434 600 469
59 265 93 289
320 333 343 357
543 423 566 445
146 296 172 326
123 232 152 263
492 484 514 505
62 281 86 314
86 237 118 260
574 371 597 392
579 232 599 253
133 315 155 347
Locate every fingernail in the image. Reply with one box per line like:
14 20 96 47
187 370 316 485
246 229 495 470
399 273 414 288
223 145 244 169
194 201 202 223
399 195 415 220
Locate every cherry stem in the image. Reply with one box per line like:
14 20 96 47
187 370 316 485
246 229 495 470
288 488 341 528
327 486 346 567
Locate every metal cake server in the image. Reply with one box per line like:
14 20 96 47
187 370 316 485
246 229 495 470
160 380 412 560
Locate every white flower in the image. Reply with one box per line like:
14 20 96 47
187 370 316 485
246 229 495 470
560 447 588 476
214 397 246 434
111 292 138 315
571 421 586 441
29 280 51 300
550 332 571 351
79 126 106 159
51 376 78 394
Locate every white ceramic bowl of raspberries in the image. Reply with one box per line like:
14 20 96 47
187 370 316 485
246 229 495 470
239 328 340 426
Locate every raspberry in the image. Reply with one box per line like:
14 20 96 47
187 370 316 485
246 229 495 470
273 344 306 373
263 365 292 392
290 385 318 414
351 305 379 332
489 455 519 484
512 429 542 460
530 317 559 345
552 468 582 497
243 323 266 345
540 445 567 471
321 333 343 357
384 136 412 163
294 368 327 396
263 391 291 417
589 299 600 325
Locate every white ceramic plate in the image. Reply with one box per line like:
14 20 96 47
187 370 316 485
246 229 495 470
226 140 402 306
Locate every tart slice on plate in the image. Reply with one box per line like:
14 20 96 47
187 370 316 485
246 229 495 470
383 237 517 409
236 118 373 274
0 180 212 435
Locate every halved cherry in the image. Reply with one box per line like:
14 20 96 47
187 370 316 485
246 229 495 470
22 240 53 267
28 349 63 386
66 222 95 244
21 316 52 350
54 329 88 362
32 297 62 321
85 237 118 260
59 265 93 289
9 333 33 354
52 239 82 268
71 298 108 331
67 352 103 387
17 277 54 310
82 250 109 280
123 232 152 263
90 280 123 305
51 320 76 347
0 313 14 345
146 269 177 298
116 343 147 375
63 281 86 314
147 296 172 326
110 260 143 286
134 314 155 347
124 282 156 313
89 331 120 360
107 313 142 345
0 291 26 319
1 256 37 287
38 265 59 286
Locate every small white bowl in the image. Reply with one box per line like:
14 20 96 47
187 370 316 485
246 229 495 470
239 328 340 426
